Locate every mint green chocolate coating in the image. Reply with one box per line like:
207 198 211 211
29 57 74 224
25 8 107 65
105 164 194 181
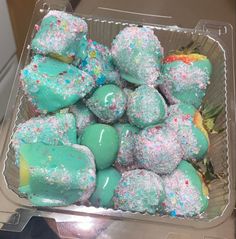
114 123 139 166
178 161 205 193
86 84 127 123
76 35 88 61
78 40 123 87
180 125 209 160
161 59 212 108
31 10 88 61
19 143 96 206
70 101 97 135
169 103 196 117
127 85 167 128
113 169 165 214
21 55 94 113
115 123 140 135
12 113 76 164
118 88 134 123
80 124 119 169
166 103 209 160
135 125 183 175
163 160 208 216
90 167 121 207
111 27 163 86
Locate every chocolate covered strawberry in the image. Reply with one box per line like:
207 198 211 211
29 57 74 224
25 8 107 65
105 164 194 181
166 102 222 161
160 46 212 108
166 103 209 161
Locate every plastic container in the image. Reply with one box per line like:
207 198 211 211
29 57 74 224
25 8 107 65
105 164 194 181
0 0 235 232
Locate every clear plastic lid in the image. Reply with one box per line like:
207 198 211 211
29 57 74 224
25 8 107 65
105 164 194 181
0 0 235 234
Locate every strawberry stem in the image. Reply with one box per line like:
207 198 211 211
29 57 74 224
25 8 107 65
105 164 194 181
170 41 201 55
190 157 224 185
200 103 224 134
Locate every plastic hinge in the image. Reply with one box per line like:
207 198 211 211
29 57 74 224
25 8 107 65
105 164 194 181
202 23 227 35
36 0 72 13
0 209 35 232
0 211 20 225
195 20 232 36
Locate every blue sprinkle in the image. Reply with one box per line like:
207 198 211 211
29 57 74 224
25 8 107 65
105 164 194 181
130 43 135 49
116 110 122 117
170 210 176 217
23 69 29 77
96 75 106 85
65 79 70 84
81 60 88 67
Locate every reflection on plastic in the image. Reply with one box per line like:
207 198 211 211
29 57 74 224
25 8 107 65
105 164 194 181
47 215 112 238
75 216 94 231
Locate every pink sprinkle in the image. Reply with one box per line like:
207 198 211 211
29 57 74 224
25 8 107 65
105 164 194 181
185 114 191 120
155 125 162 130
182 114 191 121
109 105 116 110
36 128 41 132
34 24 40 31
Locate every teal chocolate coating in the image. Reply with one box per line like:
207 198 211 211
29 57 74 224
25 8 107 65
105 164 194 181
90 167 121 207
19 143 96 207
114 123 139 166
127 85 167 128
178 125 209 160
21 55 95 113
135 125 183 175
111 27 163 86
12 113 76 164
75 35 88 61
123 88 133 100
167 103 196 117
80 124 119 170
31 10 87 61
178 161 205 192
86 84 127 123
161 58 212 108
78 40 124 87
118 88 134 123
70 101 97 135
166 103 209 161
163 161 208 216
113 169 165 214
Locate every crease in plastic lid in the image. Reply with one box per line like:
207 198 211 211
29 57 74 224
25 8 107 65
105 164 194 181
96 7 173 19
